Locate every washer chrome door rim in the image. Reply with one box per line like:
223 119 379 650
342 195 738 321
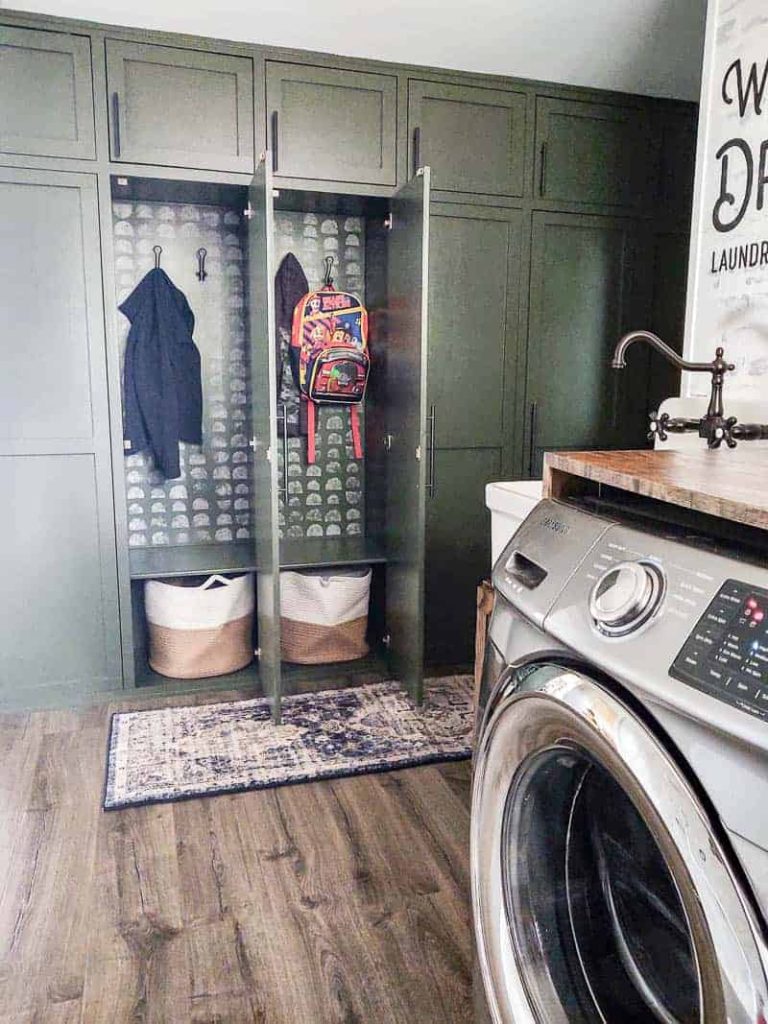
470 664 768 1024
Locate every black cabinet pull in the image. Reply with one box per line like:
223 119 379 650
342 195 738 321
528 401 539 477
427 404 436 497
270 111 279 173
112 91 121 159
413 126 422 178
539 141 548 196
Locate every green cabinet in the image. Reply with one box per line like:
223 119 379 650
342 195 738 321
105 40 254 172
525 211 649 475
535 97 654 210
0 25 95 159
266 61 397 185
657 106 697 218
425 448 501 665
427 204 523 448
408 80 527 196
0 168 121 700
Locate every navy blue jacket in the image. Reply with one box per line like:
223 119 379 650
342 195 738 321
121 268 203 480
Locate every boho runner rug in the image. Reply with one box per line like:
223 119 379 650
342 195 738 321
104 675 473 810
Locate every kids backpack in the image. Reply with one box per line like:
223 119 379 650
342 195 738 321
290 258 370 464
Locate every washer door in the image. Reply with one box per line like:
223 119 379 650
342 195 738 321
471 664 768 1024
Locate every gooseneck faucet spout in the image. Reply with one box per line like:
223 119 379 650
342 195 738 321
611 330 727 373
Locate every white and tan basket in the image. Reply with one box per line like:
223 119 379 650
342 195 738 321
145 573 255 679
280 566 372 664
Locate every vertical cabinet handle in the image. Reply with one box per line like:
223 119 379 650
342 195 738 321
528 401 539 477
413 126 422 177
270 111 279 173
539 141 548 197
111 92 121 159
427 404 436 497
280 402 289 498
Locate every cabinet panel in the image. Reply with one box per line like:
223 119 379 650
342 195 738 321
657 106 697 219
106 41 254 172
427 206 523 447
409 80 526 196
425 447 501 666
0 169 121 699
526 212 648 476
0 25 95 159
266 61 396 185
647 230 689 411
536 97 653 210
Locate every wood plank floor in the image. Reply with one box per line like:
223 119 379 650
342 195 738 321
0 690 474 1023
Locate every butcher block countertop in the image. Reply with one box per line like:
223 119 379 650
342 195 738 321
543 449 768 532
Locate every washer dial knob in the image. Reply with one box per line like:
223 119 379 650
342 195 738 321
589 560 664 636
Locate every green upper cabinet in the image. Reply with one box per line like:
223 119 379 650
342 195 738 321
105 40 254 172
427 204 523 448
525 211 649 475
408 80 527 196
266 61 397 186
535 96 654 211
0 25 95 159
656 106 697 220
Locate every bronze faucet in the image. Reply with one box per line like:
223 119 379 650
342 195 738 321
611 330 768 449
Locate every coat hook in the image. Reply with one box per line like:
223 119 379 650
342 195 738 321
196 247 208 282
323 255 334 287
152 245 162 269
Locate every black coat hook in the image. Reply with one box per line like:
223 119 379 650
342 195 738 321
152 245 162 269
323 255 334 287
196 247 208 282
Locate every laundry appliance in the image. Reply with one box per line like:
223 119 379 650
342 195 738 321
472 491 768 1023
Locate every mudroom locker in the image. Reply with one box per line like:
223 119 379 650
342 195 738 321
107 159 431 722
0 11 697 713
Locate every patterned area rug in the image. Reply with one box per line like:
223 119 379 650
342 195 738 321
104 676 474 810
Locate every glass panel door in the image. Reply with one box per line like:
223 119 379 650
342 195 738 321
248 153 282 722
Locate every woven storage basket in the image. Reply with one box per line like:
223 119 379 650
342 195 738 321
280 566 372 664
145 573 254 679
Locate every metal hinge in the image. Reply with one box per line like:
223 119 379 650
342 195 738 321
254 647 262 658
266 446 273 463
248 436 258 451
382 633 391 648
243 203 255 220
415 445 422 461
384 214 393 231
383 433 393 451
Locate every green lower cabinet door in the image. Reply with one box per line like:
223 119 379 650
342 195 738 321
425 448 501 667
427 205 524 449
0 168 121 704
525 211 650 476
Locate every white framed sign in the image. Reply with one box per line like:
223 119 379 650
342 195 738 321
683 0 768 399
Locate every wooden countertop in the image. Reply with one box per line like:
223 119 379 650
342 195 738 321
543 449 768 532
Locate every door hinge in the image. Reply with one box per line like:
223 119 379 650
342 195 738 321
254 647 262 658
243 203 255 220
266 446 273 463
415 445 422 461
382 633 391 648
384 214 393 231
248 436 258 451
383 433 393 451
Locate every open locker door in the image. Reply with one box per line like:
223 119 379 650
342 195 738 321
385 167 431 703
247 153 282 723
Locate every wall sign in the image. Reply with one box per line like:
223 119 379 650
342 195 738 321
684 0 768 398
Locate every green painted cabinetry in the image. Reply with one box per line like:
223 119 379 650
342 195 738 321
266 61 397 185
106 40 254 172
535 96 654 210
0 168 121 702
525 211 649 475
408 80 527 196
0 25 95 159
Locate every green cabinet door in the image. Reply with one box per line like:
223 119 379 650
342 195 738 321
408 80 527 196
535 97 654 210
657 105 697 220
266 61 397 186
425 448 501 666
0 169 121 704
248 154 282 723
0 25 95 159
385 168 431 703
106 40 254 172
427 204 523 448
525 211 649 476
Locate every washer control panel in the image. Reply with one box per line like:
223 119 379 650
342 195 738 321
670 580 768 721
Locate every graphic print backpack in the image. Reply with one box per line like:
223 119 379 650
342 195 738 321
290 258 370 464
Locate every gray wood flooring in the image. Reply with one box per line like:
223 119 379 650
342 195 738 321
0 690 473 1023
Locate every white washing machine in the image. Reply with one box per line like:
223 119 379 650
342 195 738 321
472 492 768 1023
